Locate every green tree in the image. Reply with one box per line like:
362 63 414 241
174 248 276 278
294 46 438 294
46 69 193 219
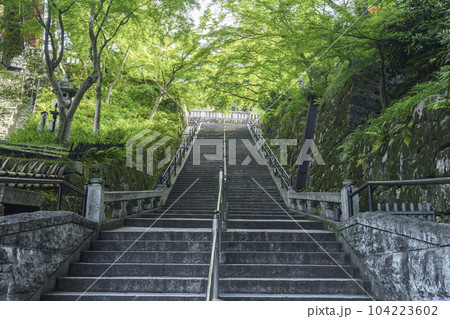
0 1 24 66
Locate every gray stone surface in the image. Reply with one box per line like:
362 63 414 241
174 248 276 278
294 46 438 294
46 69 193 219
0 187 45 208
339 213 450 300
63 161 83 175
0 211 97 300
85 179 105 225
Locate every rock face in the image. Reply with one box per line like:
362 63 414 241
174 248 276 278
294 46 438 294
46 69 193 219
308 81 449 213
339 213 450 300
0 211 97 300
261 77 449 213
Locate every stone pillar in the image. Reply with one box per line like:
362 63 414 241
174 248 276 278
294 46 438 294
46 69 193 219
297 199 307 213
143 198 152 211
153 196 161 209
132 199 142 214
39 112 48 134
306 200 319 215
112 200 127 218
85 178 105 226
341 179 359 220
320 201 335 220
287 188 296 210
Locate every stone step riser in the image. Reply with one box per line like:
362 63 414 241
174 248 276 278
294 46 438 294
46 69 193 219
81 251 211 264
70 263 208 277
80 251 343 265
222 252 345 265
123 219 321 230
68 264 353 278
42 294 204 301
56 278 207 293
99 231 336 242
219 279 364 295
220 295 371 301
89 240 341 252
138 214 313 221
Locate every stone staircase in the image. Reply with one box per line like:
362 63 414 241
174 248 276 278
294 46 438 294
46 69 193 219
218 125 370 300
42 123 371 301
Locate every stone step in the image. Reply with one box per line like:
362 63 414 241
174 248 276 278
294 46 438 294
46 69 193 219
219 278 365 295
222 251 346 265
68 263 352 279
90 240 212 252
41 292 205 301
123 217 320 229
89 240 341 252
99 229 336 242
139 212 309 220
220 293 372 301
55 277 207 293
69 263 208 277
124 218 213 228
81 251 211 264
227 219 323 230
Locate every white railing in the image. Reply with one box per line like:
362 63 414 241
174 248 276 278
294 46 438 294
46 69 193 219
189 109 259 121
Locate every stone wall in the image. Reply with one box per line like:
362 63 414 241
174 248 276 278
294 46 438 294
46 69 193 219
260 77 449 213
338 213 450 300
0 211 97 300
308 81 449 213
0 71 32 140
63 161 155 216
0 157 154 214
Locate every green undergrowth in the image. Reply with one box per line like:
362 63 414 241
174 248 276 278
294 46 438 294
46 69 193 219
339 63 450 168
6 78 186 166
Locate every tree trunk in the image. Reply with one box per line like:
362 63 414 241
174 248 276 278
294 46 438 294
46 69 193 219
150 93 164 122
93 69 103 133
106 48 130 104
55 108 71 143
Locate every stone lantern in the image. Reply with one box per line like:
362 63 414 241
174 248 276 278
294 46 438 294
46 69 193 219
50 74 78 132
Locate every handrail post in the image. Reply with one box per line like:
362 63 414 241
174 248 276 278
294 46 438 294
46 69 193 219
207 214 220 301
218 167 224 252
223 130 228 231
341 180 358 220
368 184 374 212
223 177 228 231
212 213 220 300
56 183 63 211
81 183 88 218
85 178 105 226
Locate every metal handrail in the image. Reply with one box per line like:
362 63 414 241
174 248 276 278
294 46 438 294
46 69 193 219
223 130 227 177
223 129 228 230
248 121 293 188
206 129 228 301
348 177 450 217
0 176 87 216
155 118 201 188
216 172 224 212
206 214 220 301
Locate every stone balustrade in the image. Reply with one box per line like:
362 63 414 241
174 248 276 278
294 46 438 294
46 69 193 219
104 189 164 218
189 110 259 123
84 178 164 225
287 180 359 222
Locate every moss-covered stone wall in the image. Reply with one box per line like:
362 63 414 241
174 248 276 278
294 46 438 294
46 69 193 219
261 80 449 214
